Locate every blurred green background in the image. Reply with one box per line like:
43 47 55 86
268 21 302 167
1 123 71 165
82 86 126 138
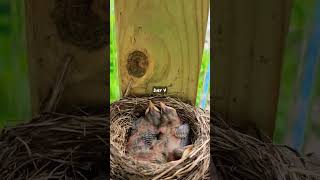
109 0 211 108
0 0 30 129
274 0 320 153
274 0 315 143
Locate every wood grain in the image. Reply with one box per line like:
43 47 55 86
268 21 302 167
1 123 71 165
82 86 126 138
25 0 108 115
212 0 293 137
115 0 209 105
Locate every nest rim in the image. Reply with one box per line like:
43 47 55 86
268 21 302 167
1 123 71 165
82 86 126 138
110 96 210 180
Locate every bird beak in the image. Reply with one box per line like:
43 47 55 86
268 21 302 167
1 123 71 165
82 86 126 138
149 101 160 112
149 100 154 107
160 102 169 112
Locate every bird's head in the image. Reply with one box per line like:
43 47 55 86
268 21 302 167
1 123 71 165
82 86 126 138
159 102 180 127
145 101 161 126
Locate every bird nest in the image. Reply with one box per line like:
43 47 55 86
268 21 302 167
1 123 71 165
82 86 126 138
0 111 107 180
212 112 320 180
110 96 210 180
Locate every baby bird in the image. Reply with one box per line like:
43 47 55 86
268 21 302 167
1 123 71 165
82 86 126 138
159 102 190 161
126 101 161 158
127 106 168 164
131 140 167 164
145 101 161 127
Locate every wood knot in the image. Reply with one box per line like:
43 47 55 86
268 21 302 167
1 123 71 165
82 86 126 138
52 0 108 50
126 51 148 78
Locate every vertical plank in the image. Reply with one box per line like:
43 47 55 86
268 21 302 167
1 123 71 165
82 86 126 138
212 0 293 137
212 0 257 133
115 0 209 105
212 0 233 119
227 0 255 132
249 0 293 137
25 0 108 115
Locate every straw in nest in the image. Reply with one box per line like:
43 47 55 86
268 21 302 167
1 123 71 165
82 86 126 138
0 112 108 180
110 96 210 180
212 112 320 180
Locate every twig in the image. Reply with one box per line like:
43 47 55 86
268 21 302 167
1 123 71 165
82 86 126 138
43 55 73 113
16 136 38 170
124 78 133 97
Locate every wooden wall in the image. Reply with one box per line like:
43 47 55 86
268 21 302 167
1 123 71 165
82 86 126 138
115 0 209 105
212 0 293 137
25 0 108 115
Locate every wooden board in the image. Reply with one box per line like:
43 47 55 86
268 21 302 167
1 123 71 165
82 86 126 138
212 0 293 137
25 0 108 115
115 0 209 105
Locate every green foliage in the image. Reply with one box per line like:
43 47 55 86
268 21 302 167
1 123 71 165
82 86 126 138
274 0 317 143
110 0 120 103
0 0 31 128
196 49 210 107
